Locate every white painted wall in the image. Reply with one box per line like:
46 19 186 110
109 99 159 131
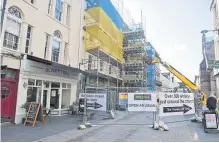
160 73 179 91
1 0 85 68
1 0 85 124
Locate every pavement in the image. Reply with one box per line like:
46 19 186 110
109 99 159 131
1 111 219 142
1 111 116 142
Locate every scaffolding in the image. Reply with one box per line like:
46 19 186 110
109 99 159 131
82 0 126 93
122 23 147 92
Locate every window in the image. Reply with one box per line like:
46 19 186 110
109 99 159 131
26 78 42 103
52 30 61 62
48 0 53 14
55 0 63 21
4 7 22 51
3 32 19 50
25 25 32 53
61 83 71 109
66 5 70 26
63 43 68 65
26 87 42 103
44 34 50 59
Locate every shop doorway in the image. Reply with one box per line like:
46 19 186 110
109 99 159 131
50 89 59 109
42 89 49 108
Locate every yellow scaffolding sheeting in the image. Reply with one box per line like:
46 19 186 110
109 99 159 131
85 7 124 62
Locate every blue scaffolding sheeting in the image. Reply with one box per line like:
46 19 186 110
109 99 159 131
146 44 156 91
86 0 127 31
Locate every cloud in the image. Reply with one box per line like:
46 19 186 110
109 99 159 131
173 44 188 52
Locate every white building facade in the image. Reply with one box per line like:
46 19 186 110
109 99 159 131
210 0 219 98
160 72 179 92
1 0 85 124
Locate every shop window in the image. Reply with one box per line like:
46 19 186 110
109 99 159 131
36 80 42 86
43 81 50 88
28 79 35 86
26 87 42 103
61 89 70 109
50 89 59 109
62 83 66 88
51 82 60 88
67 83 71 88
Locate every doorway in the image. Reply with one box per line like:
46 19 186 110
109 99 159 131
1 81 17 123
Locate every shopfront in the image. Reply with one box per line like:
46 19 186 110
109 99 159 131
14 55 81 124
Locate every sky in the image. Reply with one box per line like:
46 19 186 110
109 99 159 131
119 0 213 82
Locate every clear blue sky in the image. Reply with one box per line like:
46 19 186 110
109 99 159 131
122 0 213 82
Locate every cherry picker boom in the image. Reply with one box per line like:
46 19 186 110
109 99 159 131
145 56 207 106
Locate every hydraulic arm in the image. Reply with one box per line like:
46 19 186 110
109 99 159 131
145 56 207 105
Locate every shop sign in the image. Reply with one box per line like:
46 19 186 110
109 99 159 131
159 93 195 117
21 59 79 79
79 93 107 111
128 93 157 112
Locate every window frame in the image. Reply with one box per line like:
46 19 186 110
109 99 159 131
44 33 50 59
3 12 22 52
55 0 63 22
25 25 33 54
48 0 53 15
63 42 68 65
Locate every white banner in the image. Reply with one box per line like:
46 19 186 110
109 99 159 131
79 93 107 111
159 93 195 117
128 93 157 112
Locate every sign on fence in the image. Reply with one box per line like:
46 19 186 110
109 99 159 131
159 93 195 117
128 93 157 112
79 93 107 111
119 93 128 105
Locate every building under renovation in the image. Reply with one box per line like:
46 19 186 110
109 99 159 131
122 24 147 92
146 42 162 92
200 35 216 97
81 0 162 102
82 0 126 89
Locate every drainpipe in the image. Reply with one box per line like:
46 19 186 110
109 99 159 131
1 0 7 34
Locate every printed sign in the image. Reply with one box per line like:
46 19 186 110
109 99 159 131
159 93 195 117
205 113 218 129
128 93 157 112
79 93 107 111
119 93 128 105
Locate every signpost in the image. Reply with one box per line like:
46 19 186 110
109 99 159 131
24 102 44 127
79 93 107 111
119 93 128 105
128 93 157 112
159 93 195 117
204 113 218 129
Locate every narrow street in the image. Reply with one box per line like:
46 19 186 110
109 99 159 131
33 111 219 142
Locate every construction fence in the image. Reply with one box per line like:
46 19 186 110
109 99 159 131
77 86 157 111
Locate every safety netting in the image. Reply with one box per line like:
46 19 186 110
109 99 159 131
86 0 127 32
